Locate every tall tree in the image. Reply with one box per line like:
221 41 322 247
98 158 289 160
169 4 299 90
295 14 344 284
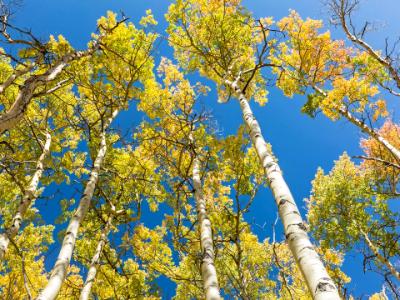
0 80 82 261
138 59 222 299
36 11 156 300
308 141 400 298
270 11 400 162
0 130 51 260
75 131 164 299
329 0 400 94
166 1 340 298
0 4 130 133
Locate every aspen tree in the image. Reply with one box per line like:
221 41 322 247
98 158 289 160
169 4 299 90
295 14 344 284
0 131 51 260
79 211 114 300
76 139 162 298
270 11 400 163
192 155 221 300
36 109 119 300
166 1 340 298
308 128 400 297
270 17 400 295
2 1 393 298
74 140 163 299
271 12 400 291
36 11 157 299
0 8 129 133
138 59 222 299
0 83 80 260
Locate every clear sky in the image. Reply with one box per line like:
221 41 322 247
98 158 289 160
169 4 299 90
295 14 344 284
9 0 400 298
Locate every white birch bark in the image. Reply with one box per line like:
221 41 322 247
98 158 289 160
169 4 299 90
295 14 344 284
36 110 118 300
225 77 340 300
79 214 113 300
0 131 52 260
192 156 221 300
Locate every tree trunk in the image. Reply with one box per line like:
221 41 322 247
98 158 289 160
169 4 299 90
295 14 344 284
225 77 340 300
79 214 113 300
338 0 400 90
339 107 400 163
312 85 400 163
0 50 90 134
0 64 35 94
192 156 221 300
36 110 118 300
0 131 52 260
360 229 400 281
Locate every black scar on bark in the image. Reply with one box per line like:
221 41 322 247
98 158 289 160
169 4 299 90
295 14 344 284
315 278 336 293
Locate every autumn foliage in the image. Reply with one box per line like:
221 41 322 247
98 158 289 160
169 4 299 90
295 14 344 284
0 0 399 299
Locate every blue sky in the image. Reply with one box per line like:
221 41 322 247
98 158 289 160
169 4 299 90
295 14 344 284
10 0 400 298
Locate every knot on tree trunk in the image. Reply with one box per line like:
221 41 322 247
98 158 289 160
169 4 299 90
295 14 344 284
315 278 337 294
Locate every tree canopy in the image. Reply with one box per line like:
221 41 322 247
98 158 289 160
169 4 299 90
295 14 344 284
0 0 398 299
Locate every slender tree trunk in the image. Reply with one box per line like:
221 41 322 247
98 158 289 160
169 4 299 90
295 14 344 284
360 229 400 281
79 214 113 300
0 131 52 260
192 156 221 300
310 85 400 163
36 110 118 300
225 77 340 300
338 0 400 90
339 107 400 163
0 50 91 134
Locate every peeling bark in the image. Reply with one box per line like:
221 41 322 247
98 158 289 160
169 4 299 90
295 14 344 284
0 131 52 260
36 110 118 300
225 77 340 300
